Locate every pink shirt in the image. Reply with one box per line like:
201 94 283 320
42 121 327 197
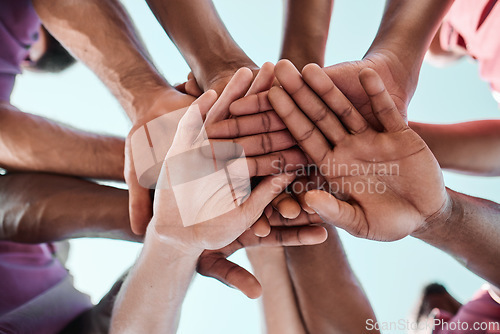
433 287 500 334
440 0 500 98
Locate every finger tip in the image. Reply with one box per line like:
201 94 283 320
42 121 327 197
254 227 271 238
246 285 263 299
279 204 301 219
302 63 321 76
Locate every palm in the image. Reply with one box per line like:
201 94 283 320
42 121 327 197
269 63 448 242
152 68 296 252
321 129 446 241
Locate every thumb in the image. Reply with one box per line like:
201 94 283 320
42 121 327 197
304 190 365 236
128 176 153 235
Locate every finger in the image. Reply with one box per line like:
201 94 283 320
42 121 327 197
171 90 217 149
125 157 153 235
243 147 307 177
258 225 328 246
271 192 301 219
289 176 316 214
229 91 273 116
206 110 286 139
246 62 275 96
205 68 254 124
197 252 262 299
275 59 348 143
207 130 296 159
304 189 367 237
174 82 187 94
302 63 371 135
185 78 203 97
250 214 271 237
359 68 407 132
241 172 296 227
268 208 323 226
268 86 331 164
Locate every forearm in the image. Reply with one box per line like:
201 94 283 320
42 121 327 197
111 226 199 334
0 104 124 180
247 247 306 334
32 0 170 122
285 225 379 334
280 0 333 70
410 121 500 176
145 0 256 90
415 189 500 287
0 173 138 243
367 0 453 76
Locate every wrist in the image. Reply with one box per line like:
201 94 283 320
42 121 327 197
194 55 258 91
126 84 176 125
146 219 204 259
412 188 462 243
129 87 178 126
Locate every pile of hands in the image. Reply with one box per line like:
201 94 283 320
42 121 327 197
125 59 450 298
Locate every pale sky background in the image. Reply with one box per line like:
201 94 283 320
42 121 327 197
10 0 500 333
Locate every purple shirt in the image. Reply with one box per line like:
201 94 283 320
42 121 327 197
0 0 41 101
0 241 92 333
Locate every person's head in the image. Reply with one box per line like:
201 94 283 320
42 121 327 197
22 25 76 73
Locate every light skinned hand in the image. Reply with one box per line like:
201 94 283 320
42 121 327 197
125 89 196 235
150 68 317 255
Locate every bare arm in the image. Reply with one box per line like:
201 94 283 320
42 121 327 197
323 0 454 127
110 227 198 334
247 247 307 334
145 0 257 93
414 189 500 288
285 226 379 334
32 0 172 123
0 173 138 243
280 0 333 70
0 102 124 180
410 120 500 176
32 0 198 234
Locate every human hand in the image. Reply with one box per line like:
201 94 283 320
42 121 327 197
197 221 327 299
269 63 450 241
125 89 196 235
126 64 300 236
322 51 417 129
205 62 306 235
185 66 261 97
150 68 311 254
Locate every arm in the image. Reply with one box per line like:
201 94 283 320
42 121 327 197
145 0 257 94
413 189 500 288
323 0 454 127
32 0 170 123
0 102 124 180
0 173 138 243
32 0 198 234
285 226 379 334
280 0 333 70
246 247 307 334
410 120 500 176
110 227 199 334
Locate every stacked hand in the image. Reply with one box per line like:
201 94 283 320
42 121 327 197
150 67 328 297
267 60 449 241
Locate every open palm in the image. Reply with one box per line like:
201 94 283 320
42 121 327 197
270 62 449 241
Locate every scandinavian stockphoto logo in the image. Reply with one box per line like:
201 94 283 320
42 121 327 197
131 105 251 227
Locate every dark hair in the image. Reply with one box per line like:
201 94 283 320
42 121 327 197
32 27 77 73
